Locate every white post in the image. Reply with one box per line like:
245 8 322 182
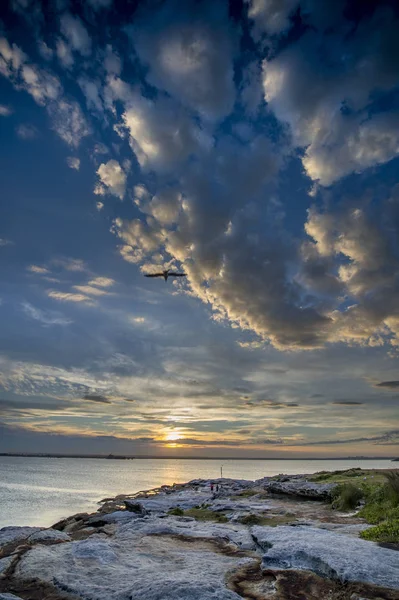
220 465 223 478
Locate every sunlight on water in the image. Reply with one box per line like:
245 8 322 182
0 456 394 528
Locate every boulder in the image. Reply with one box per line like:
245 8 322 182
27 529 71 543
0 527 42 551
252 525 399 590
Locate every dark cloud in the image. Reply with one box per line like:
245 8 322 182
306 429 399 446
332 401 364 406
83 394 112 404
375 381 399 389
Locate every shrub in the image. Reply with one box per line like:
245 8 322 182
384 471 399 505
360 518 399 543
185 508 228 523
168 507 184 516
331 483 364 511
238 513 264 526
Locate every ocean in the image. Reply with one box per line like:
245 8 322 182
0 456 394 528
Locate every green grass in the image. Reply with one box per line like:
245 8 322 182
185 508 228 522
237 513 296 527
168 506 228 523
331 483 364 511
360 519 399 543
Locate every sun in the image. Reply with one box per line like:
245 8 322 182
165 431 182 442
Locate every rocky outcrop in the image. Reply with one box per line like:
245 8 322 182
253 524 399 590
0 472 398 599
256 477 336 500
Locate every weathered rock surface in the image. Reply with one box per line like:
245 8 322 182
0 472 398 599
253 524 399 590
27 529 71 543
0 527 42 551
0 594 24 599
256 477 336 500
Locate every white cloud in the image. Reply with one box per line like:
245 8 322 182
56 38 74 68
73 285 110 296
66 156 80 170
96 160 126 199
96 201 104 211
131 0 235 121
47 290 94 304
87 277 115 287
48 99 90 147
78 77 103 112
21 302 72 326
262 8 399 185
60 13 91 56
0 104 13 116
121 94 207 173
0 238 13 247
246 0 298 37
27 265 50 274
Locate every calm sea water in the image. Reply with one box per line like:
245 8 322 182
0 457 394 528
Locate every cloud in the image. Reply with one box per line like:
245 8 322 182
47 290 94 304
332 401 364 406
0 238 13 247
73 285 110 296
87 277 115 287
52 258 87 272
375 381 399 389
21 302 72 326
48 99 90 147
0 104 13 116
131 0 236 121
121 93 207 173
306 429 399 446
246 0 298 37
95 160 126 199
37 40 53 61
16 123 38 140
27 265 50 274
86 0 112 9
66 156 80 170
96 201 104 211
60 13 91 57
262 7 399 185
83 394 111 403
56 38 74 68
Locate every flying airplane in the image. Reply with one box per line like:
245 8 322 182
144 269 187 282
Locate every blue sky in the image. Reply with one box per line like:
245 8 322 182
0 0 398 457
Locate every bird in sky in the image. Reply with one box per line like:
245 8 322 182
144 269 187 282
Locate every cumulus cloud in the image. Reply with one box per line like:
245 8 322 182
131 0 236 121
121 93 208 173
262 7 399 185
60 13 91 57
66 156 80 170
95 160 126 199
246 0 298 37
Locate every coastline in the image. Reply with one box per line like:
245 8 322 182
1 468 398 599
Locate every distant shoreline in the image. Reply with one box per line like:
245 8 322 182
0 453 396 460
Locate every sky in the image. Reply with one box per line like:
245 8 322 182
0 0 398 458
